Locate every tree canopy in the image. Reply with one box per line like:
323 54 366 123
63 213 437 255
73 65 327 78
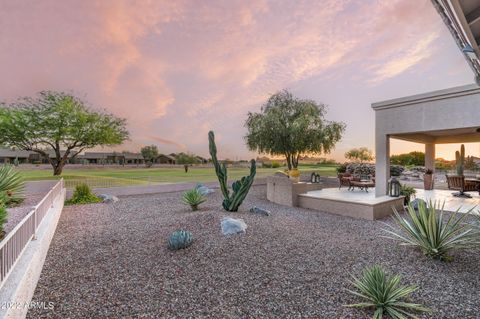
141 145 159 167
390 151 425 166
345 147 374 163
0 91 129 175
244 90 345 169
175 153 200 165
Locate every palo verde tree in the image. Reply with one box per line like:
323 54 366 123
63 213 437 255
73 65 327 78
0 91 129 175
141 145 159 168
245 90 345 170
344 147 374 163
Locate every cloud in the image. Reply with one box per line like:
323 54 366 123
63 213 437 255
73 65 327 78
148 136 186 150
369 33 439 83
0 0 468 159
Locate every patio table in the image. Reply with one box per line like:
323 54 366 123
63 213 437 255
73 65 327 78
348 180 375 193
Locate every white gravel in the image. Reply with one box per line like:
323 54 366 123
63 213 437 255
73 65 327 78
27 185 480 318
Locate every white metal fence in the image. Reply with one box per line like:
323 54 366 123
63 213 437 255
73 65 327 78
0 179 64 287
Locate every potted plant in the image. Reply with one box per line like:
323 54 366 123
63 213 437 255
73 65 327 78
423 169 434 190
400 184 416 205
289 168 300 183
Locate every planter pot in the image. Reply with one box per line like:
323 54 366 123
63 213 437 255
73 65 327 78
423 174 434 190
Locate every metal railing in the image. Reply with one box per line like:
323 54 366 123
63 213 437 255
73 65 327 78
0 179 64 287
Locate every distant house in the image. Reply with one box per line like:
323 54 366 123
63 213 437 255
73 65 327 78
157 154 176 164
81 152 144 164
122 152 144 164
0 149 37 164
196 156 208 164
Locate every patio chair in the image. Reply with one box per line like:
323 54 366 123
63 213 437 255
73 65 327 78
445 175 478 198
338 173 353 189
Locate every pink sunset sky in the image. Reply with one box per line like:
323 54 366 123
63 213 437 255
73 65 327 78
1 0 478 161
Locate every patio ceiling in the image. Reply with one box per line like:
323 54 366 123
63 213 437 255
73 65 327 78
391 126 480 144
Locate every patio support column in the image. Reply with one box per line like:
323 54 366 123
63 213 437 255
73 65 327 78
375 134 390 197
425 143 435 172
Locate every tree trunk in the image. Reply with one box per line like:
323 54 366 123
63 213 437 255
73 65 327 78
285 154 292 170
53 164 64 176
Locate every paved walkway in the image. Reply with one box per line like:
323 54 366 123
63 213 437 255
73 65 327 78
89 178 268 197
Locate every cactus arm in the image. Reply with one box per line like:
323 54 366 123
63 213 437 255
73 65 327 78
455 144 465 176
226 159 256 211
208 131 256 212
208 131 230 199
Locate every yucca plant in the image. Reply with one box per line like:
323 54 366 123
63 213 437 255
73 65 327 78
182 188 206 211
0 165 25 205
383 200 479 260
346 265 430 319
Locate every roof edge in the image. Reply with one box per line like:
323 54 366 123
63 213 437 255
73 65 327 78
371 83 480 110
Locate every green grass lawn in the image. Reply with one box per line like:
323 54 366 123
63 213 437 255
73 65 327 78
18 164 338 188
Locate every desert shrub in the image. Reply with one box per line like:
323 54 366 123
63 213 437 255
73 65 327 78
336 163 347 174
383 201 479 260
344 163 404 177
182 189 206 211
262 162 272 168
65 183 101 205
0 165 25 205
346 265 430 318
390 165 404 176
271 161 281 168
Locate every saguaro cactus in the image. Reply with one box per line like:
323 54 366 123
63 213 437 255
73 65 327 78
455 144 465 176
208 131 256 212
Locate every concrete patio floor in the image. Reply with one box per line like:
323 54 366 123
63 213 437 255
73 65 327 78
304 188 480 214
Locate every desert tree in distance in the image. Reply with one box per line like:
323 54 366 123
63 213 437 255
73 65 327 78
0 91 129 175
344 147 374 163
244 90 345 170
141 145 159 168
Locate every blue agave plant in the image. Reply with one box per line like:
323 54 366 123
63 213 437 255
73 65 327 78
168 230 193 250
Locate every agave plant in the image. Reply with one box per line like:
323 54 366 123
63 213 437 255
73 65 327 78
383 200 479 260
346 265 430 319
0 165 24 204
182 188 206 211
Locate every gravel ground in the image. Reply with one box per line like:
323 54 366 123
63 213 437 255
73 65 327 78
4 194 47 234
28 185 480 319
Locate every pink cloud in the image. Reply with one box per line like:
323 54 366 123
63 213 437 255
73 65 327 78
0 0 474 159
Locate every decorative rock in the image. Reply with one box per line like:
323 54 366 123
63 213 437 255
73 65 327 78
410 198 427 210
195 183 214 196
98 194 119 204
250 206 270 216
221 217 247 235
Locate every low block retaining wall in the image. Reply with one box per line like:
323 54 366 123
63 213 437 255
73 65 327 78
267 176 322 207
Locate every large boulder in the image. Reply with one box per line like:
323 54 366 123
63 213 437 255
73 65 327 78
98 194 119 204
221 217 247 235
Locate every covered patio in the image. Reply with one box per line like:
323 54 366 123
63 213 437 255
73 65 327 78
372 84 480 199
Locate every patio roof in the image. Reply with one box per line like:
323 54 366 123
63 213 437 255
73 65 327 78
372 83 480 196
